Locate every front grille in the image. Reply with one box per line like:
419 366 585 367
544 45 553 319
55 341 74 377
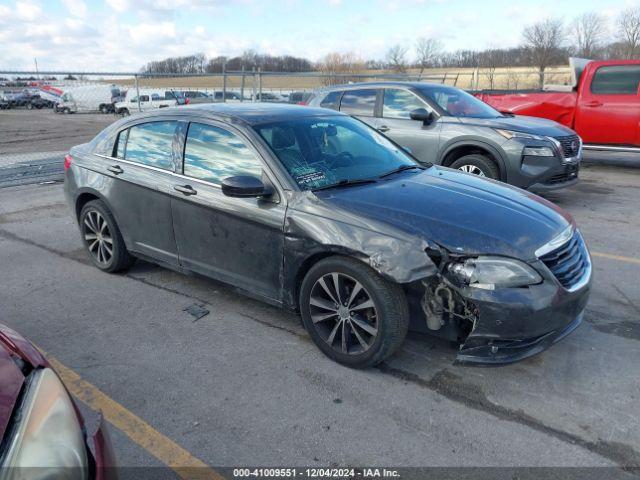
544 164 579 185
554 134 581 158
539 231 590 290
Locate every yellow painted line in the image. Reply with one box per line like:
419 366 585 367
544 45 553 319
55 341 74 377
43 352 224 480
592 251 640 266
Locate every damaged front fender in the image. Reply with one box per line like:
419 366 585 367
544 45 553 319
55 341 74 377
282 191 438 308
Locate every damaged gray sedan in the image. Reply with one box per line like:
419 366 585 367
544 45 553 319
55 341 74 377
64 104 592 368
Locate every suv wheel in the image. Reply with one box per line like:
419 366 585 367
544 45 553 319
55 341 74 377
79 200 134 273
450 154 499 180
300 256 409 368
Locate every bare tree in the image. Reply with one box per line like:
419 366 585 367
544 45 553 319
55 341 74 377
523 18 565 88
318 52 365 85
386 44 408 73
572 12 606 58
478 48 506 89
618 7 640 59
415 37 442 78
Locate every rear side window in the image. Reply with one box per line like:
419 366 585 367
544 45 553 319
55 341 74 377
339 89 376 116
383 89 428 119
151 93 161 101
320 91 342 110
183 123 263 185
591 65 640 94
124 121 177 170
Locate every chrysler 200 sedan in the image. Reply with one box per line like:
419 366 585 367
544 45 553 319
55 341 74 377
64 104 592 368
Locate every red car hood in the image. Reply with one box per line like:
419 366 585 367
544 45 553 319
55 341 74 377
0 325 47 440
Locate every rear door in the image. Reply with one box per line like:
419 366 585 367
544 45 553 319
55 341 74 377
101 119 180 266
338 88 379 129
378 88 441 164
575 64 640 146
170 121 286 301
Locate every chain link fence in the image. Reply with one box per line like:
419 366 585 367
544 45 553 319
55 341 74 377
0 67 572 187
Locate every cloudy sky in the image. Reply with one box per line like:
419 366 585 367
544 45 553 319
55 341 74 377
0 0 635 72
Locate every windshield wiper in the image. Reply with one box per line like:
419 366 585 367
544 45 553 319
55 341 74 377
311 178 377 191
378 164 423 178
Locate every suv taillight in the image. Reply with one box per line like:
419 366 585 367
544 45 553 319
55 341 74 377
63 154 72 171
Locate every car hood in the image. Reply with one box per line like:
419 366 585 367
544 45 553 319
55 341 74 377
456 114 575 137
0 325 47 440
313 167 572 261
0 342 25 442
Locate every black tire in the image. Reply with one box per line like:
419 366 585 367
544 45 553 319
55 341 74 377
99 104 109 114
79 200 134 273
120 108 130 116
26 103 33 110
63 108 71 114
299 256 409 368
450 154 500 180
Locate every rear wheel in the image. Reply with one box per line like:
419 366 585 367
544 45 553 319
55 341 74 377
99 104 109 114
450 154 500 180
300 256 409 368
79 200 134 273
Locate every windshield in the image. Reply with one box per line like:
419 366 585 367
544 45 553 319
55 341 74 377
417 86 501 119
254 116 417 191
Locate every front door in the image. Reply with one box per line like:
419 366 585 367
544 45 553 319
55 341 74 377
377 88 441 164
170 121 286 301
575 64 640 146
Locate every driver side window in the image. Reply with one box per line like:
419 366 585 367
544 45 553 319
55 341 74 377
383 89 428 119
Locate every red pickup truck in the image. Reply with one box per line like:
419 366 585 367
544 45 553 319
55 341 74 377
476 59 640 150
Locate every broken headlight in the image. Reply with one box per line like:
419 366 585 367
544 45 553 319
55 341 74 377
446 256 542 290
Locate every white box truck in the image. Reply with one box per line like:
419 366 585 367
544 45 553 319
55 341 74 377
54 84 122 114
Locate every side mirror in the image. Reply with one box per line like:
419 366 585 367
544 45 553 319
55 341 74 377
409 108 434 125
221 175 272 198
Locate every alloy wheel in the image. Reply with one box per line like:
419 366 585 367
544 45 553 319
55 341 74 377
82 210 113 266
458 164 486 176
309 272 379 355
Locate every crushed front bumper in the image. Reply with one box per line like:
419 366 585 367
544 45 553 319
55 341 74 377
453 262 591 365
456 313 583 365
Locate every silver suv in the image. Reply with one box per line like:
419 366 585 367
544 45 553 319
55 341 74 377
308 82 582 191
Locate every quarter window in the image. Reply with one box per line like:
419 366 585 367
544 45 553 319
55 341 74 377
320 91 342 110
339 89 377 116
114 129 128 159
124 121 177 170
183 123 263 185
383 89 428 119
591 65 640 94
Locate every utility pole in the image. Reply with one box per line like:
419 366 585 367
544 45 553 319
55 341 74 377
34 58 39 80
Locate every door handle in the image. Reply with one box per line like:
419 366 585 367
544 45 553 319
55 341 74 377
107 165 123 175
585 100 603 107
377 125 390 132
174 184 197 196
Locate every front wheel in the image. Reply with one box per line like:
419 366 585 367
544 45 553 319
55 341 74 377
450 154 500 180
79 200 134 273
300 256 409 368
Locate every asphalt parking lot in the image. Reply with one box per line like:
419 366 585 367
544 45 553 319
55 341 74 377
1 110 639 477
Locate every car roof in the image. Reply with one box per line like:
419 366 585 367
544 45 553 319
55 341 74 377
314 81 453 93
131 103 345 125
